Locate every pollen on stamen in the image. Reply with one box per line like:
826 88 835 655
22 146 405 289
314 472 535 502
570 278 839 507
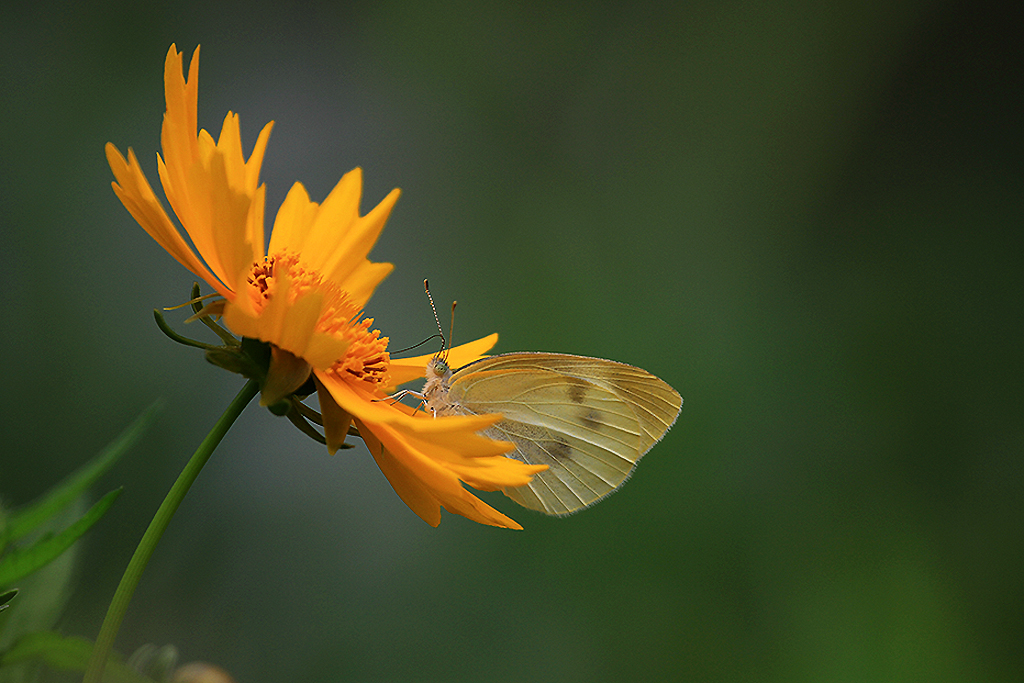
243 253 326 310
247 256 276 296
328 317 392 389
243 256 285 310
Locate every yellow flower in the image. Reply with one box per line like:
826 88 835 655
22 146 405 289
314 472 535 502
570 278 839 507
106 44 544 529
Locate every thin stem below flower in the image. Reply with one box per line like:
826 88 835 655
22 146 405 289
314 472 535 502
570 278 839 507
83 379 259 683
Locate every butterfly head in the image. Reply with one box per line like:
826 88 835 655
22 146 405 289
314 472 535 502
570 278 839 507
425 357 452 382
422 356 455 415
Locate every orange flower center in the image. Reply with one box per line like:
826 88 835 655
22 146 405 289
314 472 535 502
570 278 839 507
245 253 392 390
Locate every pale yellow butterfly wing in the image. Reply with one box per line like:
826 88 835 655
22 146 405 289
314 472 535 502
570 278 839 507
447 353 682 515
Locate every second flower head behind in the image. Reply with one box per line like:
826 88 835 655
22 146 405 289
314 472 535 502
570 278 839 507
106 44 545 529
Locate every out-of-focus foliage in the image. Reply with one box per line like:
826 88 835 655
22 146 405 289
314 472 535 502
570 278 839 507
0 407 156 681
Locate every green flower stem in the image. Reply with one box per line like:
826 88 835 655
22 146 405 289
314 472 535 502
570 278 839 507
83 379 259 683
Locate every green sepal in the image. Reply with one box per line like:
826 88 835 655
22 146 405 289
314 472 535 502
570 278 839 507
240 336 272 373
204 337 272 383
0 489 122 587
0 631 155 683
152 308 220 351
204 346 262 378
266 400 291 416
4 404 159 545
188 282 239 346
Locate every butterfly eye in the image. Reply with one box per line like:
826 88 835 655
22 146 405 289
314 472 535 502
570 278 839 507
434 359 449 375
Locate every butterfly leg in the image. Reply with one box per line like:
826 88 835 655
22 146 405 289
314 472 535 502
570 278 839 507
377 389 430 416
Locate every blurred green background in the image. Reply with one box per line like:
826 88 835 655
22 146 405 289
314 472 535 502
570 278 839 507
2 1 1022 681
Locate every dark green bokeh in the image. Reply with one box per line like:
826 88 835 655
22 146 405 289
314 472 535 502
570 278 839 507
2 1 1022 681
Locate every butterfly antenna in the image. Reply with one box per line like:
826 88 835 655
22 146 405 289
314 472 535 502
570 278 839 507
390 334 443 355
446 300 457 363
424 279 446 357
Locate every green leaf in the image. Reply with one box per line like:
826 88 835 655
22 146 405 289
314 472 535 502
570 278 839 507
0 589 15 612
4 403 159 543
0 490 121 587
0 631 155 683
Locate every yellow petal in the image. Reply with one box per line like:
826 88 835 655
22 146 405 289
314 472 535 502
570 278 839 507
264 174 396 307
357 419 442 527
165 113 260 291
315 379 355 454
439 487 524 530
344 260 395 309
302 330 357 371
305 167 364 270
449 458 547 490
318 373 501 437
155 45 267 294
318 373 540 528
209 112 264 286
267 274 320 355
245 183 267 277
245 122 274 197
221 269 352 370
218 275 262 339
321 187 401 288
356 416 523 529
267 182 319 257
105 143 230 298
159 45 199 203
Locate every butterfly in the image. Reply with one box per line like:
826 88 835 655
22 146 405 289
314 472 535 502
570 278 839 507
420 351 682 516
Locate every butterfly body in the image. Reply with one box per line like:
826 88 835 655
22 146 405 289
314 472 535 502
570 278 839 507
422 353 682 515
